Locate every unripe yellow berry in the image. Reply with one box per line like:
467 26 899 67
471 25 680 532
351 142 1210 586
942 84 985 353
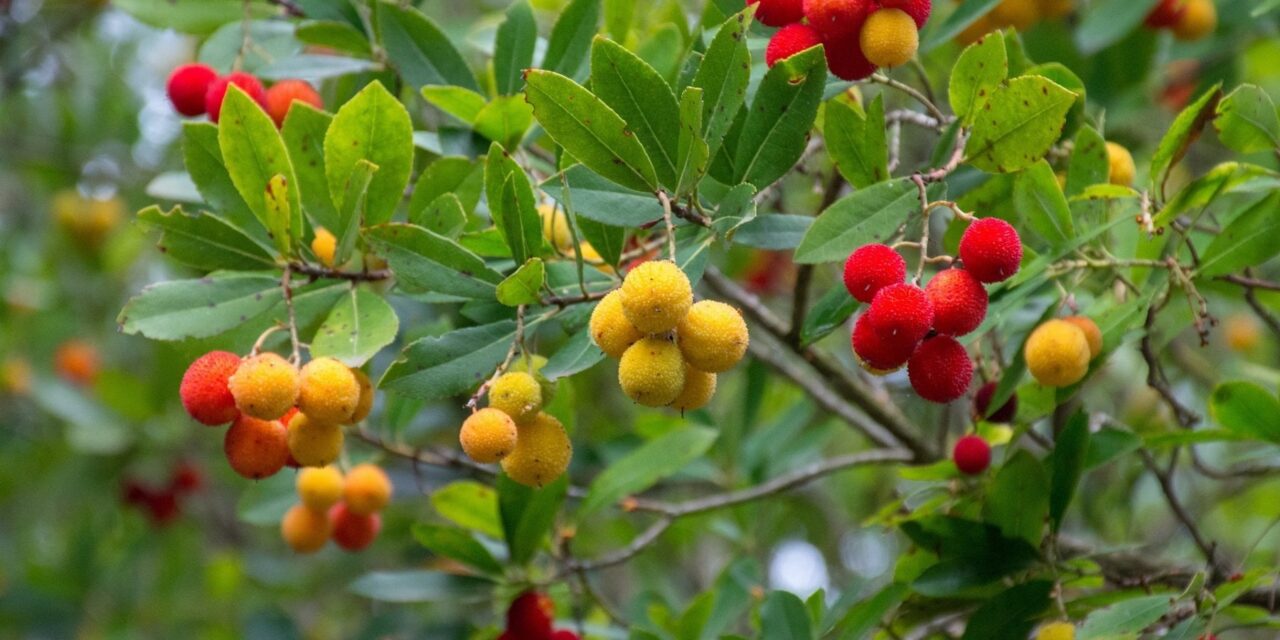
346 368 375 425
509 355 556 406
539 204 574 252
1173 0 1215 41
1062 316 1102 360
1224 313 1261 354
1105 142 1135 187
343 463 393 515
501 412 573 488
991 0 1040 30
286 412 344 467
280 504 331 553
860 9 919 68
460 408 519 463
1036 621 1075 640
489 371 543 423
312 227 337 267
670 365 717 412
620 260 693 334
618 337 687 407
296 466 344 511
1025 320 1092 387
298 357 361 424
590 290 643 358
228 353 300 420
677 300 750 373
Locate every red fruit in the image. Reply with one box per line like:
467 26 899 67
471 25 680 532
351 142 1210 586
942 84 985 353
958 218 1022 284
843 243 907 303
865 283 934 345
1145 0 1186 27
223 414 289 479
852 313 918 372
804 0 872 39
329 503 381 551
881 0 931 28
952 435 991 475
180 350 241 426
907 335 973 403
508 591 556 639
973 381 1017 423
925 269 988 336
170 462 204 494
551 632 581 640
145 491 182 526
824 35 878 81
122 479 150 506
767 24 824 67
749 0 805 27
264 79 323 128
205 72 267 123
166 64 218 117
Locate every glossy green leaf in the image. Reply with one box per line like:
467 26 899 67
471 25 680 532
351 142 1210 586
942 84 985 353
295 20 371 55
1196 192 1280 277
826 95 889 189
411 524 504 576
412 156 484 215
365 223 502 299
575 216 625 267
542 326 606 380
675 86 710 197
965 75 1076 174
960 581 1053 640
1150 85 1223 196
486 144 542 264
332 159 377 265
494 0 536 96
1013 159 1073 248
381 318 546 400
949 30 1007 126
281 103 339 232
1065 125 1109 197
409 193 467 238
474 95 535 150
1084 427 1143 469
324 81 413 225
542 0 601 77
309 286 399 367
542 165 664 226
1207 380 1280 444
800 286 858 347
578 426 717 517
833 583 908 640
795 179 943 263
732 46 826 189
136 206 275 271
760 591 811 640
430 481 504 539
217 86 302 254
1049 410 1090 531
1216 84 1280 154
118 272 280 341
1078 595 1172 639
692 8 752 159
984 450 1049 546
496 258 546 307
590 37 681 188
920 0 1001 52
734 214 813 250
375 1 479 91
499 474 568 565
421 85 487 124
113 0 272 34
263 174 295 255
182 122 260 237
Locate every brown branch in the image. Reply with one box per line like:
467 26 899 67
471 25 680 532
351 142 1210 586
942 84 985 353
1140 305 1201 427
266 0 305 17
668 199 711 227
289 262 392 282
1139 450 1224 576
868 73 947 124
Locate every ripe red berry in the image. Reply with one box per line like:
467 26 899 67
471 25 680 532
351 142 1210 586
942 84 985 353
1145 0 1186 27
973 381 1017 423
925 268 988 336
865 283 934 345
824 36 878 81
329 503 381 551
952 435 991 475
508 591 556 638
766 24 824 67
881 0 931 28
844 243 906 303
265 79 323 128
180 350 241 426
145 490 182 526
958 218 1023 284
804 0 872 39
852 313 917 373
749 0 805 27
166 63 218 117
908 335 973 403
205 72 267 123
121 479 150 506
170 462 204 494
551 632 581 640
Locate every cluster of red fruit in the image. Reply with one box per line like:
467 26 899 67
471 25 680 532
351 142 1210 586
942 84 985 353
498 592 579 640
120 462 202 527
845 218 1023 403
280 465 391 554
1144 0 1216 41
166 63 322 127
753 0 931 80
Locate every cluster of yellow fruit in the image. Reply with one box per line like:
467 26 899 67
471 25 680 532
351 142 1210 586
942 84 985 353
1025 316 1102 387
956 0 1072 43
281 464 392 553
589 261 749 411
459 358 573 488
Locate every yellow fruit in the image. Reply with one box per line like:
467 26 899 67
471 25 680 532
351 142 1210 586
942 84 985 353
991 0 1040 30
1036 622 1076 640
1025 320 1092 387
500 412 572 488
670 365 717 412
1173 0 1215 41
860 8 919 68
488 371 543 423
286 412 344 467
281 504 331 553
955 15 997 45
343 463 393 515
296 466 344 510
590 290 643 358
539 204 574 252
346 368 375 424
1062 316 1103 360
2 357 32 395
228 353 299 420
460 408 519 463
619 337 687 407
1224 313 1261 353
298 357 361 424
1105 142 1135 187
677 300 750 373
311 227 337 267
620 260 693 334
509 355 556 406
53 190 122 248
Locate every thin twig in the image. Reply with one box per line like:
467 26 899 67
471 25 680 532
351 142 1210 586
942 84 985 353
289 262 392 282
1139 450 1224 577
281 265 302 364
466 305 527 411
869 73 947 124
658 191 678 260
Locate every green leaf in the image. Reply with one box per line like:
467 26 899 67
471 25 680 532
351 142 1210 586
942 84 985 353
825 95 890 189
118 272 280 341
365 223 502 299
1150 85 1223 197
411 156 484 215
524 69 658 192
541 165 663 226
800 286 859 347
1195 192 1280 277
421 85 488 124
902 517 1040 596
542 0 601 77
733 46 826 189
965 75 1077 174
1075 0 1162 54
832 583 909 640
795 179 943 263
496 258 546 307
235 473 295 526
295 20 372 56
1065 125 1109 198
590 37 681 188
411 524 504 576
281 103 339 232
734 214 813 250
327 158 377 266
349 571 489 603
576 216 626 267
324 81 414 225
263 174 295 255
113 0 272 34
920 0 1001 52
1013 159 1074 248
375 1 479 91
430 481 504 539
542 326 606 380
494 0 537 96
1084 427 1143 469
474 95 535 150
256 55 381 81
1154 162 1278 227
409 193 468 238
960 581 1053 640
1216 85 1280 155
486 144 542 264
949 30 1008 127
1078 595 1172 639
217 86 302 254
675 86 710 197
381 318 544 400
137 206 275 271
578 426 717 517
984 450 1049 546
182 122 260 238
760 591 811 640
498 474 569 565
692 8 753 159
1208 380 1280 444
309 286 399 367
1050 410 1090 531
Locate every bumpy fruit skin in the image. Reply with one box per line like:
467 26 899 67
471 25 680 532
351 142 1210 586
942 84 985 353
852 313 917 373
974 381 1018 423
296 466 344 511
1145 0 1186 27
908 336 974 403
825 36 878 81
671 365 717 412
54 340 99 386
865 283 935 345
298 357 361 424
489 372 544 423
501 412 573 488
925 269 988 337
882 0 931 28
767 24 824 67
1105 142 1135 186
619 338 688 407
804 0 872 39
1062 316 1102 359
460 408 519 463
180 350 241 425
224 414 289 479
329 503 381 551
281 504 331 553
590 290 644 358
860 8 919 68
952 435 991 475
343 463 393 515
347 368 375 424
1025 320 1091 387
311 227 337 267
677 300 750 373
205 72 268 123
286 412 344 467
959 218 1023 283
509 354 556 406
166 63 218 116
228 353 299 420
1036 622 1076 640
749 0 806 26
620 260 693 334
264 79 322 127
508 591 556 639
1172 0 1215 41
844 243 907 303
